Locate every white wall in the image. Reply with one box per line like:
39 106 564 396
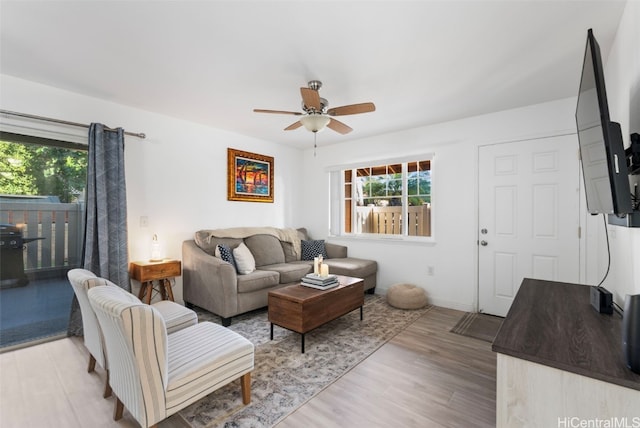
0 75 305 302
596 0 640 302
301 98 578 311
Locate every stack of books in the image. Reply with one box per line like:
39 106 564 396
301 273 339 290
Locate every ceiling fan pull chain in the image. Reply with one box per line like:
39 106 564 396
314 132 317 157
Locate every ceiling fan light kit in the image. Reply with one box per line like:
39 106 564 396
300 114 331 133
253 80 375 136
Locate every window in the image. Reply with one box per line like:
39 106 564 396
0 133 87 271
335 157 432 238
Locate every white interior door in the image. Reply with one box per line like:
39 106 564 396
478 135 581 316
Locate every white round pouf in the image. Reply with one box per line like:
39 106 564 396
386 283 428 309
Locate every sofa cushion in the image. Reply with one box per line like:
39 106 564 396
233 242 256 275
297 228 310 241
165 322 254 413
258 263 312 284
194 230 242 256
325 242 347 259
301 240 328 260
281 241 297 263
236 269 280 293
244 234 285 267
323 257 377 279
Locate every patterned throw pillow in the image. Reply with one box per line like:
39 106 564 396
301 239 328 261
217 244 238 272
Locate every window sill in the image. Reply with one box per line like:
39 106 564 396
327 234 437 246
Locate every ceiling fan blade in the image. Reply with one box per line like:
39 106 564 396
254 109 302 115
284 121 302 131
327 118 353 134
300 87 322 111
327 102 376 116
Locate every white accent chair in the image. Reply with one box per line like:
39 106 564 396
88 285 254 428
67 268 198 398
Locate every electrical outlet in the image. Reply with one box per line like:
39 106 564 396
427 266 434 276
140 216 149 228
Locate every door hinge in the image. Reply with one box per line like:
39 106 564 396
578 226 582 239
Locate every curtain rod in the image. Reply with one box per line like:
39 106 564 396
0 109 146 139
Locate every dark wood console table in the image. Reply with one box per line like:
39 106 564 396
492 278 640 427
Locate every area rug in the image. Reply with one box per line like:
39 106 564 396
179 295 432 427
450 312 503 343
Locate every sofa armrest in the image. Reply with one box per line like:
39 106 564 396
182 240 239 317
325 242 348 259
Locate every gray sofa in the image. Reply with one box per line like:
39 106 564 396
182 227 377 326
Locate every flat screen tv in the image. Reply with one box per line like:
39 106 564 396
576 29 632 215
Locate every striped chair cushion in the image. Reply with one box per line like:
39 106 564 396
83 273 197 336
71 270 192 371
152 300 198 334
165 322 254 413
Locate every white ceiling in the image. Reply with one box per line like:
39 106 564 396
0 1 627 148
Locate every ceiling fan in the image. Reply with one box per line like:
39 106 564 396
253 80 375 135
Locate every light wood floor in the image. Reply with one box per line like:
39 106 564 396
0 306 495 428
277 306 496 427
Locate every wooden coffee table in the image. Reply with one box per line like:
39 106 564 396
268 275 364 353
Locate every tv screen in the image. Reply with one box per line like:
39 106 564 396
576 29 631 215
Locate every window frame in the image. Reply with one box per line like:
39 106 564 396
328 153 435 243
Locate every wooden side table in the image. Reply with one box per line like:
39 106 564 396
129 259 181 304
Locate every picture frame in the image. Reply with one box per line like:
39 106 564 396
227 148 274 203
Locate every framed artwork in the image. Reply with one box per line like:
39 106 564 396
227 148 274 203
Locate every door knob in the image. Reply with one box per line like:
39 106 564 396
480 240 488 246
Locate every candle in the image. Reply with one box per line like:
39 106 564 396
320 264 329 277
313 257 319 275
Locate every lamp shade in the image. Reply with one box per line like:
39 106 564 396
300 114 331 133
150 234 163 262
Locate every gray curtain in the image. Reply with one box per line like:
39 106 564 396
68 123 129 336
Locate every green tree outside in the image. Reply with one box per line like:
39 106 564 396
360 171 431 206
0 140 87 203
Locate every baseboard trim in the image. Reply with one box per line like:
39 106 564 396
378 287 474 313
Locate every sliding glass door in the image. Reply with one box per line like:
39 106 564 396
0 135 87 350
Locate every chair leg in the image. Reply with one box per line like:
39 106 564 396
113 396 124 421
241 372 251 405
103 370 112 398
87 354 96 373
